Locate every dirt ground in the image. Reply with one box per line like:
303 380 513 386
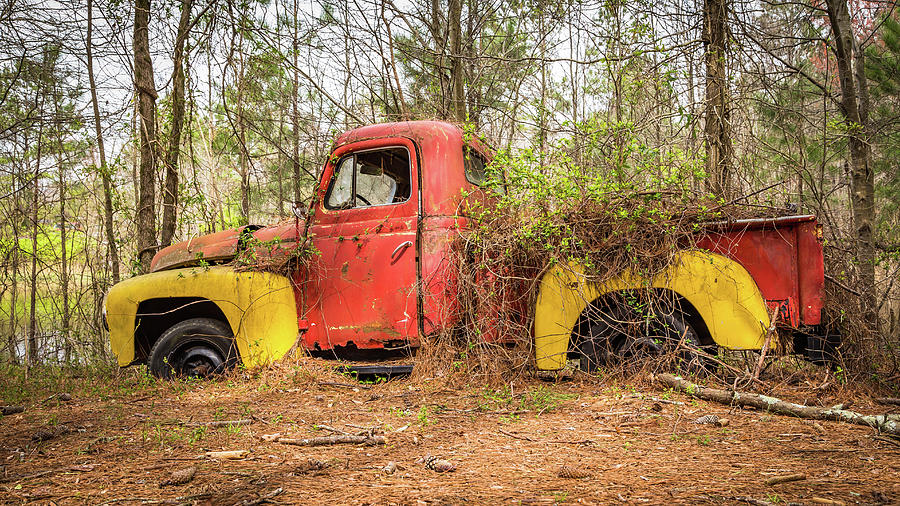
1 359 898 505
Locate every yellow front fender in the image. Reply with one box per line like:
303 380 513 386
534 250 771 370
105 266 298 368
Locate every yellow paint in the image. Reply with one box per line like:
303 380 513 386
105 266 298 368
534 250 771 370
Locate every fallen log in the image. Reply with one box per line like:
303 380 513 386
276 434 385 446
656 374 900 436
240 487 284 506
875 398 900 406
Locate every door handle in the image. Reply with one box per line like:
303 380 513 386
391 241 413 260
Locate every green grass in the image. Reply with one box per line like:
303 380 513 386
477 385 578 414
0 363 156 405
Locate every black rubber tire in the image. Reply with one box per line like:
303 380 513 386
147 318 238 379
576 302 710 373
576 304 629 373
644 311 708 372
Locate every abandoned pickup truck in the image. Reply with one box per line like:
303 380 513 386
103 121 831 378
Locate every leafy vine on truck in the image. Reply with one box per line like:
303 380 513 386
102 121 834 378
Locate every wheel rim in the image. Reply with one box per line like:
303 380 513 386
166 341 225 377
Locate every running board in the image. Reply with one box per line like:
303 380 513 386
334 363 414 380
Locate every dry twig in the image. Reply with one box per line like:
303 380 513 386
276 434 385 446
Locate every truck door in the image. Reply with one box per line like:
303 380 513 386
301 138 419 351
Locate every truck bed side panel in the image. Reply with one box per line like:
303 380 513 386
695 216 824 327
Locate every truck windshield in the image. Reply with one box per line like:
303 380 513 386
325 147 411 209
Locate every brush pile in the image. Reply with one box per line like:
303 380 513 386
419 146 784 382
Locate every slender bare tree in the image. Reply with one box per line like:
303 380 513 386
134 0 159 272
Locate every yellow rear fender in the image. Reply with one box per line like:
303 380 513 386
534 250 771 370
105 266 298 368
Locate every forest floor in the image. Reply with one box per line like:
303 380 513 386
1 358 898 506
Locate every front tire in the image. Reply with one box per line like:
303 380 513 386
148 318 238 379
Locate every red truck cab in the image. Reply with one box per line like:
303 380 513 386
295 121 490 353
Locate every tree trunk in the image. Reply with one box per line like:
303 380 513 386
134 0 158 272
703 0 732 198
448 0 465 121
28 100 44 366
539 12 548 160
291 0 301 206
86 0 120 284
9 151 22 364
8 212 19 363
53 88 70 363
160 0 193 247
381 1 407 120
237 68 250 225
825 0 877 327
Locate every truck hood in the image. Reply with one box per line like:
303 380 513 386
150 222 302 272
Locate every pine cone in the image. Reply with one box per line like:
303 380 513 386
557 465 592 479
420 455 456 473
693 414 719 425
31 425 70 442
295 458 327 474
160 466 196 487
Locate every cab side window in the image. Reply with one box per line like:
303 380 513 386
463 146 487 186
325 147 412 210
463 145 504 194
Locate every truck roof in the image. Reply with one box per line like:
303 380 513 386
334 120 492 159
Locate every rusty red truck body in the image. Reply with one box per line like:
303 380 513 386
103 121 832 377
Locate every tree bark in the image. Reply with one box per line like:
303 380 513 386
226 15 251 226
86 0 120 284
160 0 193 247
134 0 158 272
275 434 386 446
381 0 407 120
8 206 19 363
825 0 877 327
703 0 732 198
237 67 250 225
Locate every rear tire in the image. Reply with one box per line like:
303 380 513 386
576 304 629 373
148 318 238 379
575 299 710 373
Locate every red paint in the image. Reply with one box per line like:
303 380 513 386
152 121 825 356
151 227 247 272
